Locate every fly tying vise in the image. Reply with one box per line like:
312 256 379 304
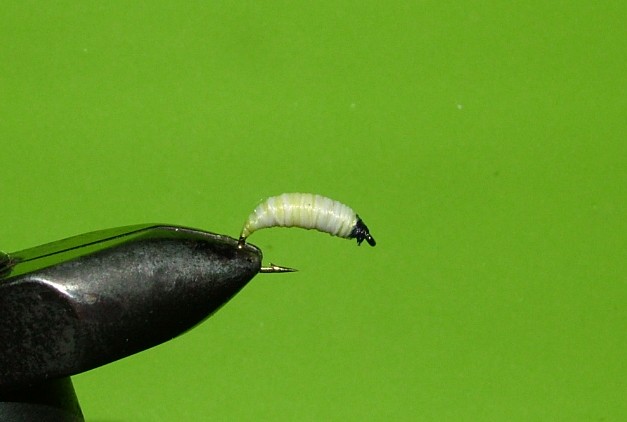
238 193 376 250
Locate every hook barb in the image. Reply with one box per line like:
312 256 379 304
259 263 297 274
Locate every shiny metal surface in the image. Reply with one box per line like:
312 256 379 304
0 224 264 420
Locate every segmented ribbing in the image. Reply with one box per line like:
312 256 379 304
240 193 357 240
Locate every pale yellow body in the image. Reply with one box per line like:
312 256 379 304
240 193 358 241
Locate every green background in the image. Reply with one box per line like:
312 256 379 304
2 2 625 421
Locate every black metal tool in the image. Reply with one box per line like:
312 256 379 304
0 224 287 421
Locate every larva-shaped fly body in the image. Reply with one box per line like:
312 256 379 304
238 193 375 247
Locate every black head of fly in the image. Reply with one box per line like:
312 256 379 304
350 216 376 246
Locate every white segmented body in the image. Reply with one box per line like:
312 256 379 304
240 193 358 240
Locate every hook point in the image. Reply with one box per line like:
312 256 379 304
260 263 298 274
